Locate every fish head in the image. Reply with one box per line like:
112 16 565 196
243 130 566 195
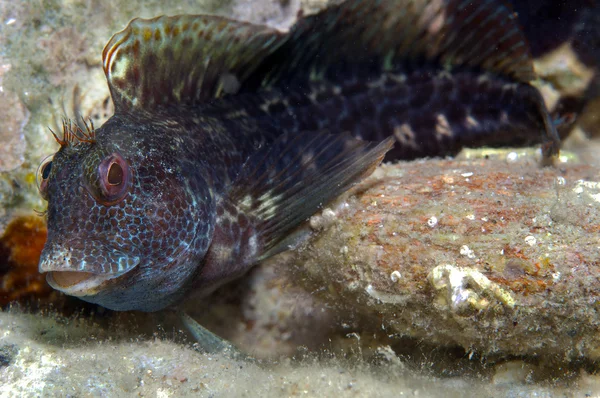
38 118 211 311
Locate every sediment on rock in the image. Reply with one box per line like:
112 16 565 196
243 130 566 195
281 153 600 360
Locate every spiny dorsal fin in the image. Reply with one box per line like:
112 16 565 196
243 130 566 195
102 15 285 112
254 0 535 87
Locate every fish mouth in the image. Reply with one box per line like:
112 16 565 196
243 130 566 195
39 240 140 297
46 271 125 296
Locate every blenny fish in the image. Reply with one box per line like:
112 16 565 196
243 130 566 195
38 0 559 312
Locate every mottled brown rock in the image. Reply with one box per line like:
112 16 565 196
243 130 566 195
282 153 600 360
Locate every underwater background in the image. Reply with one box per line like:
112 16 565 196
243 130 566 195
1 0 600 396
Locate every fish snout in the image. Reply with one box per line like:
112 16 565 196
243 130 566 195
39 239 140 296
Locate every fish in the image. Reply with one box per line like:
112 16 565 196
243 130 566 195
506 0 599 60
37 0 559 312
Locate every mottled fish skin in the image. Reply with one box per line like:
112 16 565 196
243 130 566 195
214 69 554 161
38 0 559 312
241 0 560 160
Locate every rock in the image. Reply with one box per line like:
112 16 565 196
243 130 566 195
492 360 535 386
281 152 600 360
0 344 18 367
182 262 337 360
0 63 28 173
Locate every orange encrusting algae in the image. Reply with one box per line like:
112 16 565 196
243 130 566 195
0 215 51 306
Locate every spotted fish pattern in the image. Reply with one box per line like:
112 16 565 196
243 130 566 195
38 0 559 312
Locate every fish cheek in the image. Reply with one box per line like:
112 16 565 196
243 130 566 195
131 172 202 268
95 184 210 310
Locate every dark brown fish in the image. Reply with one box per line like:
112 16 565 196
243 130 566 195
38 0 559 312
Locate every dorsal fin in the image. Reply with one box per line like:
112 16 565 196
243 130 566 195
102 2 536 112
252 0 535 88
102 15 285 112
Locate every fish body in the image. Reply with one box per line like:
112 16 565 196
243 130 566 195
38 0 559 312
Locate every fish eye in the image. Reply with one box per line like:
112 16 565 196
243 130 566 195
107 162 123 185
41 161 53 179
37 154 54 200
96 152 131 205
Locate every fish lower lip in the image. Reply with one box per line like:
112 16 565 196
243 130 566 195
50 271 96 288
46 271 120 296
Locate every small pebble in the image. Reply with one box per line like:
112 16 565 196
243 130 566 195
427 216 438 228
524 236 537 246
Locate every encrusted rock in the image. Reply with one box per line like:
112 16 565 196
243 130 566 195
280 153 600 360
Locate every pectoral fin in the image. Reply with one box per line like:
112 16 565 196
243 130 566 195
229 133 394 259
180 312 252 362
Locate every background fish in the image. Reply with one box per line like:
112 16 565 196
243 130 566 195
38 0 559 312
